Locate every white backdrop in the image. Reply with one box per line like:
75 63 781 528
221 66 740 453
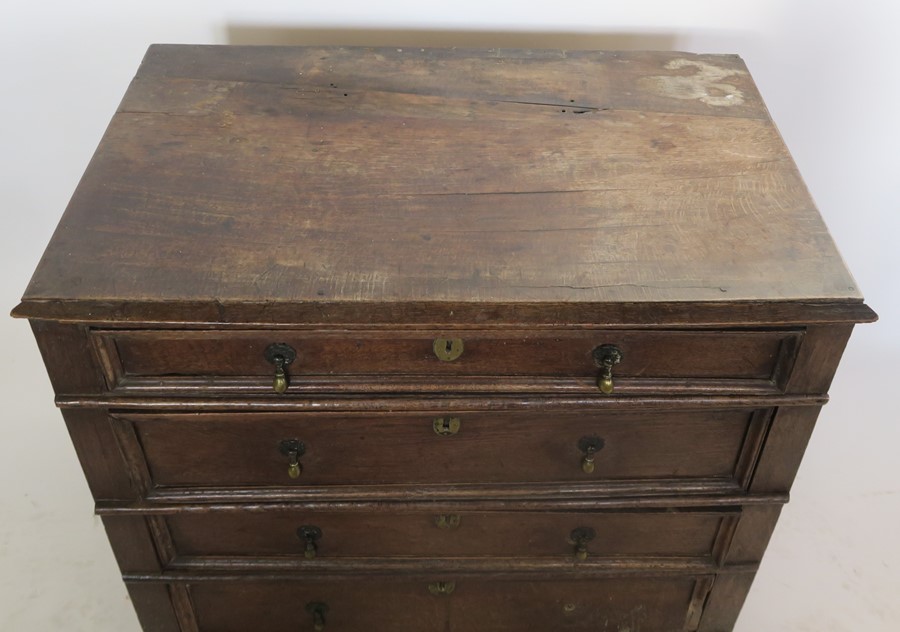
1 2 897 630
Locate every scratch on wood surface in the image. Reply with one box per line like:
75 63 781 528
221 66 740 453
512 283 729 292
118 110 207 117
416 189 590 197
495 98 610 112
615 604 647 632
448 227 645 235
251 262 287 292
412 188 641 197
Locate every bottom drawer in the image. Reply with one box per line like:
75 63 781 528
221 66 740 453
184 576 713 632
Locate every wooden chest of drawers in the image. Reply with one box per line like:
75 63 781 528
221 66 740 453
13 46 876 631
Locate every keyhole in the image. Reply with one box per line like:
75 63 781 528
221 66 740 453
433 417 461 436
433 337 464 361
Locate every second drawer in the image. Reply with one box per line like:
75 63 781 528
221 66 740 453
112 407 771 496
159 506 738 563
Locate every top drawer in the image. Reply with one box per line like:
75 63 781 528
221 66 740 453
91 328 802 395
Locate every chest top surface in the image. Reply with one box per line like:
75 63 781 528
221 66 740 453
15 45 871 323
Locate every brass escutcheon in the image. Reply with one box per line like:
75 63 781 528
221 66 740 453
433 417 461 436
434 514 461 530
433 337 464 361
427 581 456 596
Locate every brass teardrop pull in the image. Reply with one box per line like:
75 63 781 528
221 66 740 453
305 602 328 631
273 357 287 394
264 343 297 394
592 344 623 394
569 527 596 561
427 581 456 596
434 514 461 530
297 525 322 559
278 439 306 479
578 436 605 474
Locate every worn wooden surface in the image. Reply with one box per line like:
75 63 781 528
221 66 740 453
119 408 764 489
106 328 790 378
162 507 731 561
14 47 877 632
14 45 867 322
186 576 709 632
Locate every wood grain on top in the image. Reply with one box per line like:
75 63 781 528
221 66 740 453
17 45 863 318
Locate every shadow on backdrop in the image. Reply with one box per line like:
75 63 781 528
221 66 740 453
226 27 679 51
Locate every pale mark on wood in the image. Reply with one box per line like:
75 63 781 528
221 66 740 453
639 58 748 107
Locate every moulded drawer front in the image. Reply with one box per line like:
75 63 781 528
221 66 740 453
115 408 770 493
187 576 712 632
92 328 801 394
165 507 735 562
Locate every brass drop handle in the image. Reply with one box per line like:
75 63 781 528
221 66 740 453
297 525 322 559
264 343 297 394
592 344 623 394
582 446 597 474
427 581 456 596
569 527 596 561
279 439 306 479
305 602 328 631
578 436 605 474
273 356 288 394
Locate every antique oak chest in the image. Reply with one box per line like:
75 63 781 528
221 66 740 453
13 46 876 631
